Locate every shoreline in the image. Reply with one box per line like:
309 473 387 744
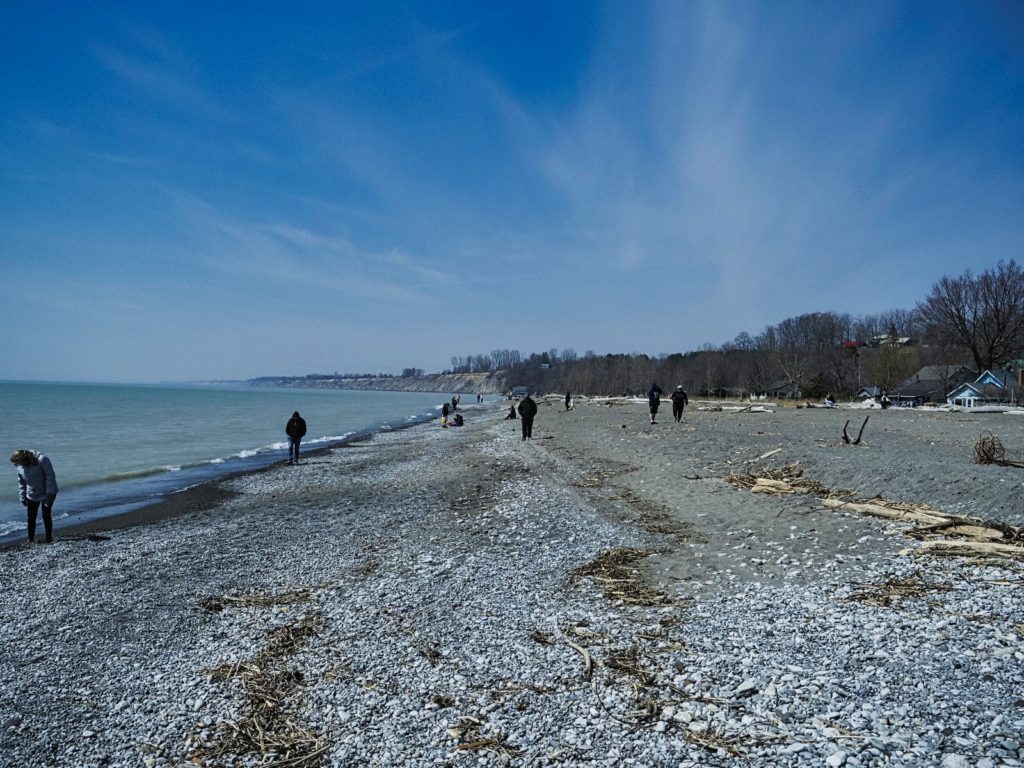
0 398 484 548
1 398 1022 767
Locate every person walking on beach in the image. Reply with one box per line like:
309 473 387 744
517 395 537 439
10 450 58 543
565 391 572 411
648 383 664 424
671 386 688 423
285 411 307 464
441 401 450 427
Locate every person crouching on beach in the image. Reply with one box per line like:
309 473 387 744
286 411 307 464
10 450 58 544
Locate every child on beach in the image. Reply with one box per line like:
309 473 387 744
10 449 58 543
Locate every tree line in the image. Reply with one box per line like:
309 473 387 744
452 260 1024 398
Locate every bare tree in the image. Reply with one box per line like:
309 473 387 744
917 260 1024 371
863 345 919 393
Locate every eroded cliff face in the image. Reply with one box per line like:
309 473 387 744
251 371 509 394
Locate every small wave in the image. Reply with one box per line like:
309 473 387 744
101 466 182 482
305 433 354 445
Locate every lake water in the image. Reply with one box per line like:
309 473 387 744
0 382 464 542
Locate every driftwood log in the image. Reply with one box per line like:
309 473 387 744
842 416 870 445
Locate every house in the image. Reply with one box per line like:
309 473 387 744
946 369 1019 407
856 386 881 399
765 380 801 399
867 334 913 347
892 365 975 405
509 386 530 398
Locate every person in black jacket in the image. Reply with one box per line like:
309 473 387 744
648 383 663 424
285 411 307 464
517 395 538 439
670 386 689 422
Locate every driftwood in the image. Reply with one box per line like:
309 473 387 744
730 468 1024 560
565 638 593 680
903 540 1024 559
842 416 870 445
822 498 1024 559
751 478 797 495
974 431 1024 468
821 498 947 526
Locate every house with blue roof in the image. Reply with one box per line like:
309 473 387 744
946 367 1022 407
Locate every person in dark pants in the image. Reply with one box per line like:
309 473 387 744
670 386 689 422
647 383 663 424
565 391 572 411
504 404 517 420
517 395 538 439
286 411 307 464
10 450 58 543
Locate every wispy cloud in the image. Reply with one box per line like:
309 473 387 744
91 33 232 121
163 188 443 305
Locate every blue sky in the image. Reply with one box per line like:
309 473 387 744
2 1 1023 382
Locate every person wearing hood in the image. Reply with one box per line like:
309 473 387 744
285 411 307 464
10 450 58 544
670 386 689 422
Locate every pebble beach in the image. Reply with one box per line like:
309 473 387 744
1 398 1023 768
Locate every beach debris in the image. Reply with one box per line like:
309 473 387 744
748 447 784 463
200 609 328 767
823 498 1024 555
725 463 853 499
681 727 747 757
446 715 518 757
728 466 1024 560
564 637 593 680
604 645 656 687
902 540 1024 560
529 629 556 645
571 547 672 606
200 586 312 613
974 431 1024 467
842 416 870 445
843 572 954 607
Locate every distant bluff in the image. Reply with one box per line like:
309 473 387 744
248 371 508 394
